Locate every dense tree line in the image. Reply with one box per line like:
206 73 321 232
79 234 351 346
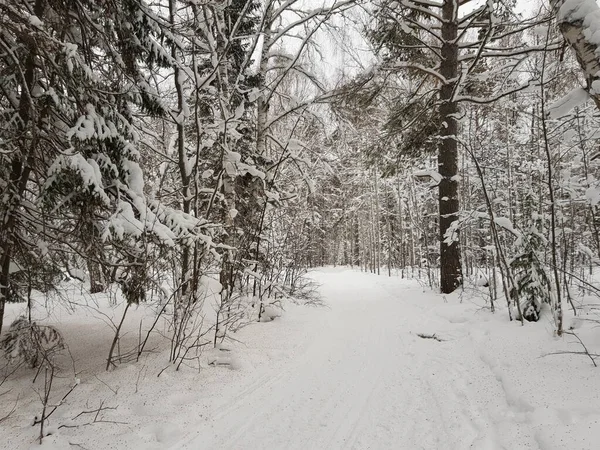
0 0 348 348
306 0 600 336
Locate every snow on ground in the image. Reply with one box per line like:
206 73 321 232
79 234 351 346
2 268 600 449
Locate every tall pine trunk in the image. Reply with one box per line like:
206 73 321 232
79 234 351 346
438 0 462 293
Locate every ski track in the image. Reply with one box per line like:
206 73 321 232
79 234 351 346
171 270 554 450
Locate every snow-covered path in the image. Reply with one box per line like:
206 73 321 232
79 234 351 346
172 269 600 450
177 270 458 449
4 268 599 449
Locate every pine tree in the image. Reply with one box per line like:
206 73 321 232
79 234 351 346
510 190 552 322
0 0 177 332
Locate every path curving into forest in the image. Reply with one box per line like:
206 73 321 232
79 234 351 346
171 268 576 450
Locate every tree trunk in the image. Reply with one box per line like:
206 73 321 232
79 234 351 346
87 258 105 294
552 0 600 110
0 159 30 331
212 4 237 333
397 174 404 272
170 0 192 307
256 4 273 157
374 167 381 275
438 0 462 294
354 216 360 267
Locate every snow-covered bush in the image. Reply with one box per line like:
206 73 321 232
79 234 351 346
1 317 64 368
259 303 282 322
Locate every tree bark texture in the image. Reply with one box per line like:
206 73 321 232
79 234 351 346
171 0 192 301
438 0 462 293
552 0 600 110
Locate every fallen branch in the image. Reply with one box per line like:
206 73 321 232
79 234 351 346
416 333 444 342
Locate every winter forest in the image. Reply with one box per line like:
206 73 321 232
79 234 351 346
3 0 600 448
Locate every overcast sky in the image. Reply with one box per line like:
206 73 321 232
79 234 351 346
272 0 553 89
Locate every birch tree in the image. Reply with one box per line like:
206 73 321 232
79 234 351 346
551 0 600 110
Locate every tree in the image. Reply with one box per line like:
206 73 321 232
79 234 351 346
0 0 182 332
551 0 600 110
437 0 462 293
364 0 556 293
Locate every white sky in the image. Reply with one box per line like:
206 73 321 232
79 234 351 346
270 0 553 89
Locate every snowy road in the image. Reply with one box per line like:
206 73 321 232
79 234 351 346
172 269 581 450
